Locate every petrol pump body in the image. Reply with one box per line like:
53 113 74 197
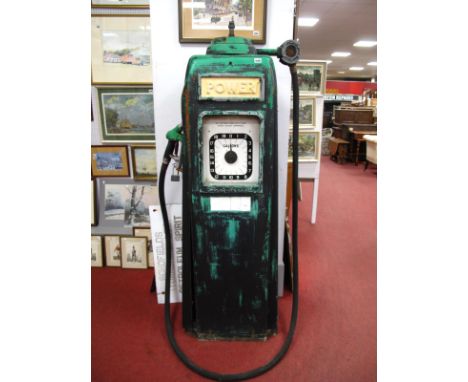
180 35 279 340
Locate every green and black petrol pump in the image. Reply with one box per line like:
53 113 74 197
159 22 301 381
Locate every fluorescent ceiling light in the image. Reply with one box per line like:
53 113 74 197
331 52 351 57
325 60 333 64
349 67 364 71
354 40 377 47
367 61 377 66
338 71 345 74
298 17 319 27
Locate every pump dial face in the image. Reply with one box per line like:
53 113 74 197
209 133 253 180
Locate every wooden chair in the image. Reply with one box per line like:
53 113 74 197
328 137 349 164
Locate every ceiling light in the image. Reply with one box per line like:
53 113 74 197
325 60 333 64
367 61 377 66
349 67 364 71
331 52 351 57
338 71 345 74
353 40 377 47
298 17 319 27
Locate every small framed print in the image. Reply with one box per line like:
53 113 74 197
91 16 152 84
91 236 104 267
133 228 153 267
92 145 130 177
97 87 155 143
92 180 98 226
91 0 150 8
104 236 122 267
297 61 327 95
131 146 157 181
121 236 148 269
288 129 320 162
290 96 316 127
178 0 267 44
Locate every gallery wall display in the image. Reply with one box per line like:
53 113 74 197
96 87 155 143
288 130 320 162
91 236 104 267
104 235 123 267
91 145 130 177
290 96 316 128
178 0 267 43
133 227 154 267
121 236 148 269
91 0 150 8
131 145 157 180
92 180 98 226
91 16 153 84
99 179 158 228
297 61 327 95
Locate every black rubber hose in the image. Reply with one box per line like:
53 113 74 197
160 64 300 381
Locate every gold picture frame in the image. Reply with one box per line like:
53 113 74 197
91 145 130 177
178 0 267 43
91 236 104 267
104 235 123 267
91 16 153 84
296 61 328 95
288 129 320 162
131 145 157 181
133 228 154 267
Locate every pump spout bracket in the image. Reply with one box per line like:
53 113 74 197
257 40 301 66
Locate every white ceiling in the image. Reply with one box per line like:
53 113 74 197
295 0 377 80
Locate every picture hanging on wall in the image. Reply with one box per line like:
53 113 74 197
133 228 154 267
296 61 328 95
92 0 150 8
290 96 316 127
99 179 159 228
104 235 122 267
91 145 130 177
92 179 98 226
131 145 157 181
97 87 155 143
91 236 104 267
178 0 267 43
121 236 148 269
288 129 320 162
91 16 152 84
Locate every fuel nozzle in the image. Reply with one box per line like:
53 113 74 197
277 40 300 66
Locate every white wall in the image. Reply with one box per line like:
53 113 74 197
150 0 296 295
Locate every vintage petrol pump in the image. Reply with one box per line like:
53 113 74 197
159 22 301 381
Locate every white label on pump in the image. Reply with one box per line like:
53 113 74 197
254 58 262 64
210 197 251 212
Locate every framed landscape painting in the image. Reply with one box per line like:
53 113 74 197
91 16 152 84
91 146 130 177
297 61 327 95
178 0 267 43
100 179 159 228
288 130 320 162
131 146 157 180
121 236 148 269
97 87 155 143
290 96 316 127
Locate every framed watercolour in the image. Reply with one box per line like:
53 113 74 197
91 236 104 267
91 16 152 84
92 146 130 177
99 179 159 228
121 236 148 269
133 228 154 267
97 87 155 143
290 96 316 127
178 0 267 43
92 180 98 226
92 1 150 8
131 146 157 180
297 61 327 95
288 130 320 162
104 235 122 267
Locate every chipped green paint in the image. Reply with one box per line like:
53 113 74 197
225 220 240 248
238 291 243 307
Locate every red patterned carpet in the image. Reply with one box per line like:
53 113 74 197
92 158 376 382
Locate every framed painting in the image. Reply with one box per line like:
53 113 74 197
296 61 327 95
91 236 104 267
91 0 150 8
133 228 154 267
131 145 157 181
97 87 155 143
91 16 152 84
290 96 316 128
288 130 320 162
99 179 159 228
92 180 98 226
121 236 148 269
92 145 130 177
104 235 122 267
178 0 267 43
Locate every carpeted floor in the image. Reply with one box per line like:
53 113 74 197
92 158 376 382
